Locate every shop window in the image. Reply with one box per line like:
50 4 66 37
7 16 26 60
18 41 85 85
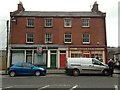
60 51 66 54
71 51 82 58
12 50 24 64
34 51 46 66
91 51 103 62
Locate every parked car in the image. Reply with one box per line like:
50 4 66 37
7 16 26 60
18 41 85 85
8 62 46 77
65 57 110 76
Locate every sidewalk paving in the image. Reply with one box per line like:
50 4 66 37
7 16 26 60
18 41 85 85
0 69 120 75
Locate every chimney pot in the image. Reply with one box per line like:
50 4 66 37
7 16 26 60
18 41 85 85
18 1 25 11
91 1 99 12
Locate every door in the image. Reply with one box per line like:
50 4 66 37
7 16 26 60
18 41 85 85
26 50 32 64
91 58 104 73
50 51 56 68
60 51 66 68
83 51 90 58
21 63 33 75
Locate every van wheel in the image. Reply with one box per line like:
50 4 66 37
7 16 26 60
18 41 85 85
103 70 110 76
72 69 80 76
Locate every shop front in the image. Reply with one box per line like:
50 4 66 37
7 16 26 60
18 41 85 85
9 48 47 68
68 46 107 63
8 45 68 69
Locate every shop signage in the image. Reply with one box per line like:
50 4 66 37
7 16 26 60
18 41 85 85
70 48 104 50
37 46 43 55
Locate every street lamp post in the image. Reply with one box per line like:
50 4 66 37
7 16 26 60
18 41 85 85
5 20 9 74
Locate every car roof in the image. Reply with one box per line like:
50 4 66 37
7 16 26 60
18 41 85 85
14 62 30 65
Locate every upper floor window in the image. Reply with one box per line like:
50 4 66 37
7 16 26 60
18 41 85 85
82 18 90 27
64 18 72 27
82 33 90 44
45 33 52 43
45 18 53 27
64 32 72 43
27 18 34 27
26 32 34 43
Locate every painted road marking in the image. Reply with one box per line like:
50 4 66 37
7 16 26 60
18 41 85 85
37 85 50 90
114 85 118 90
4 86 13 89
69 85 78 90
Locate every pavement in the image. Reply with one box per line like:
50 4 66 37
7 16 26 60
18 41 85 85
0 69 120 75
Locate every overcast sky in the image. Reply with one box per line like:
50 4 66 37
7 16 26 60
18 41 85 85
0 0 119 49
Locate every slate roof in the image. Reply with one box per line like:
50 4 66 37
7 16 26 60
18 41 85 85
14 11 105 17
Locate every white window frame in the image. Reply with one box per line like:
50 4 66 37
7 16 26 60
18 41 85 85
64 33 72 43
64 18 72 27
45 33 52 43
81 18 90 27
26 33 34 43
27 18 35 27
45 18 53 27
82 33 90 44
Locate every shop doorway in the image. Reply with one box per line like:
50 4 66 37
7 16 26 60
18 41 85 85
50 51 56 68
83 51 90 58
60 51 66 68
26 50 32 63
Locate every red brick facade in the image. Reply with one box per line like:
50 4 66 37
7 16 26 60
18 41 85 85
11 17 106 45
8 2 107 68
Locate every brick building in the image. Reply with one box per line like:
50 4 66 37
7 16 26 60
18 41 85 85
8 2 107 68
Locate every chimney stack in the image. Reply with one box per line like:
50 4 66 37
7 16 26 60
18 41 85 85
91 1 99 12
18 1 25 11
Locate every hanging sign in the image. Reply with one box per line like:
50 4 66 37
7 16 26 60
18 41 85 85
37 46 43 55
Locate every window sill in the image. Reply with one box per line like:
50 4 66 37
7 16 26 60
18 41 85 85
45 42 53 44
82 42 90 45
26 42 34 44
82 26 90 28
26 26 34 28
64 26 72 28
44 26 53 28
64 42 72 44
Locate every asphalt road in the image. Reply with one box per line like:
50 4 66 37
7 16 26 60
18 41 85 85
1 74 120 90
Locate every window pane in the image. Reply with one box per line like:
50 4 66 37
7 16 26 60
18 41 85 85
83 33 90 43
45 33 52 43
27 19 34 27
64 33 72 43
64 19 72 27
12 50 24 64
45 19 52 27
26 33 34 43
82 19 89 27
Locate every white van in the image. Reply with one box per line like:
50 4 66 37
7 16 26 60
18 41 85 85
65 58 110 76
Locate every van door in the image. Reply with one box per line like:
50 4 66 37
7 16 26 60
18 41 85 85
91 58 105 74
80 59 94 74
